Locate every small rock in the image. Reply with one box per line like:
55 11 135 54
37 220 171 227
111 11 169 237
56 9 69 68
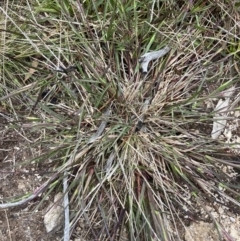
44 192 64 233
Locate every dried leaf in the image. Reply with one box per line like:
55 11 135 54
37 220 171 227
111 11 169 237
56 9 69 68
220 86 235 99
211 98 230 139
139 46 170 73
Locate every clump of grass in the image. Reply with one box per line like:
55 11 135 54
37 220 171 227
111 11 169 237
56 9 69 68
1 1 240 240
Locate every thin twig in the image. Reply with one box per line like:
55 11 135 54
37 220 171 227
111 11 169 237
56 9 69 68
63 171 70 241
0 173 58 209
5 210 12 241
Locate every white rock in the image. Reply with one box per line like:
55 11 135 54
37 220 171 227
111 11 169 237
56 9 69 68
44 192 64 233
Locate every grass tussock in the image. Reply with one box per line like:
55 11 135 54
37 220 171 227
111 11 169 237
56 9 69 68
1 1 240 240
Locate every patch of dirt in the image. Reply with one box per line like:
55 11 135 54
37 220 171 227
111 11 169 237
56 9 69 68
0 177 62 241
185 212 240 241
0 114 62 241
